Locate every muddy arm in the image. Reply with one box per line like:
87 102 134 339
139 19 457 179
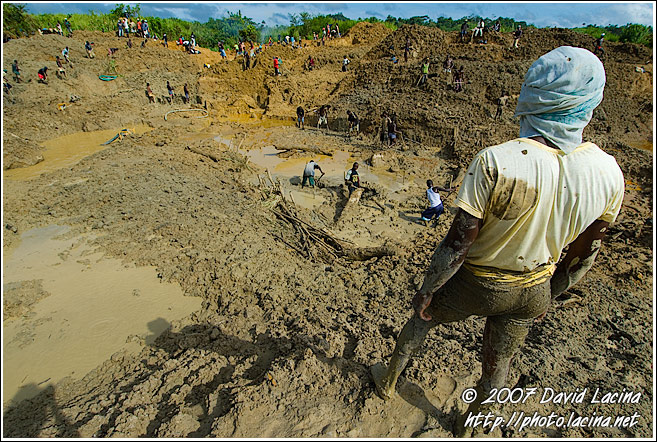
550 219 609 300
413 209 482 320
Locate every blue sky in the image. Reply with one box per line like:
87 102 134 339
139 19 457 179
22 1 655 28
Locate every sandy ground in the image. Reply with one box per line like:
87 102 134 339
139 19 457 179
1 23 653 437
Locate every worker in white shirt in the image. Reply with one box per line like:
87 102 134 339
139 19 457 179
420 180 454 226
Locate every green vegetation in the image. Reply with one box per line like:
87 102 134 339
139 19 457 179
382 14 534 33
3 3 38 38
572 24 652 47
2 3 652 48
282 13 362 40
5 3 263 49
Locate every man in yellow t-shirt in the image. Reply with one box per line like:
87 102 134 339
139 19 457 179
371 46 624 436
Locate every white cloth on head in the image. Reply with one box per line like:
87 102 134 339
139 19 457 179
514 46 605 154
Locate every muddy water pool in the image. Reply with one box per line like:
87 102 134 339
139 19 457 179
240 145 418 202
2 225 201 406
3 125 152 181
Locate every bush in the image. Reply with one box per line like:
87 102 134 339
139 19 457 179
619 24 652 46
572 23 651 47
3 3 38 38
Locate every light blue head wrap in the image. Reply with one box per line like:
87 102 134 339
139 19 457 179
514 46 606 154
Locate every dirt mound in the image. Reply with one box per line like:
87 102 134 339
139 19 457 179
327 25 653 166
345 22 393 45
366 25 449 60
515 27 652 64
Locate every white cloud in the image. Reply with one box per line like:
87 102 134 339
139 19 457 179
606 3 653 25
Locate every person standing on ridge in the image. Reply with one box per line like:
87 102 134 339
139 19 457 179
594 33 605 57
370 46 624 438
512 25 523 48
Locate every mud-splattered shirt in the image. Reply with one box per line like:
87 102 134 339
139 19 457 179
455 138 624 272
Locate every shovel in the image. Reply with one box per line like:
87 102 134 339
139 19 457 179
315 172 326 189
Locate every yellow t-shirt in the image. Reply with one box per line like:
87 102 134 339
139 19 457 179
455 138 624 273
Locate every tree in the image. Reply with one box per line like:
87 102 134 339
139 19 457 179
288 13 300 26
3 3 38 38
299 12 311 24
239 24 259 42
109 3 125 19
619 23 652 46
109 3 141 19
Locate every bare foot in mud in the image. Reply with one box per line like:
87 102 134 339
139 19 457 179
453 412 473 438
453 415 502 438
370 362 394 401
453 407 503 438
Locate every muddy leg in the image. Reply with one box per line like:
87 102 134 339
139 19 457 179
454 316 530 436
371 314 434 400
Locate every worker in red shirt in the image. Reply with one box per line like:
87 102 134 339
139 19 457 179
273 56 280 76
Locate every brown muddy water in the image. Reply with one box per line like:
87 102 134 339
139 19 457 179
3 125 152 181
3 225 201 406
242 145 416 190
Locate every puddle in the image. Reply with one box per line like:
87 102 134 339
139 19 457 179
242 145 411 194
288 189 327 210
2 225 201 406
214 134 235 148
3 125 152 181
625 140 653 153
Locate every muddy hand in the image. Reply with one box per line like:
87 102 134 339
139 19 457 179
412 291 433 321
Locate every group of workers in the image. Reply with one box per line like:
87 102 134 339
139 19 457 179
289 45 623 440
116 17 150 39
300 159 362 197
295 105 360 137
145 81 190 104
39 18 73 37
415 56 466 92
15 45 73 85
459 18 521 47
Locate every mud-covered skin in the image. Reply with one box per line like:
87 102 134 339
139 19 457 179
373 266 550 410
550 220 608 300
414 209 482 320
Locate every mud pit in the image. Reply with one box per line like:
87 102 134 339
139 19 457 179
4 225 201 404
2 24 653 437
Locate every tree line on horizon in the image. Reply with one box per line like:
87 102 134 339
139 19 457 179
3 3 652 48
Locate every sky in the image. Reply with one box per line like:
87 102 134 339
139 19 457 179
21 1 655 28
